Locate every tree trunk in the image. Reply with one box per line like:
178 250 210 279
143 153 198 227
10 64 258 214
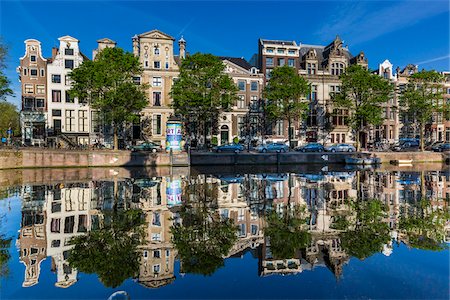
113 125 119 150
355 129 360 152
288 118 292 149
419 123 424 152
203 120 208 149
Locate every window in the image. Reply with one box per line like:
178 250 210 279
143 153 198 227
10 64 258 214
237 95 245 108
145 60 149 67
23 68 28 76
52 109 62 117
311 85 317 101
307 63 316 75
153 92 161 106
238 80 246 91
40 69 45 77
307 108 317 126
277 48 285 54
79 110 88 132
151 233 161 241
237 116 244 137
266 69 272 79
91 111 101 133
65 110 75 131
153 250 161 258
36 85 45 94
266 48 274 53
133 76 141 85
165 61 169 69
154 61 161 69
36 98 44 108
51 240 61 248
266 57 273 67
65 75 72 86
25 84 33 94
154 47 160 55
64 216 75 233
153 114 162 135
52 74 61 83
153 76 162 87
330 85 340 97
65 59 74 69
278 58 285 66
275 120 283 136
152 212 161 226
153 264 160 273
331 63 344 76
251 81 258 91
50 219 61 233
332 109 349 126
30 69 38 77
65 91 74 103
30 55 36 62
65 48 74 55
288 59 295 67
288 49 296 55
24 98 34 109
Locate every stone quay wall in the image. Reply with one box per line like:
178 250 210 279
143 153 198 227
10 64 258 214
0 149 189 170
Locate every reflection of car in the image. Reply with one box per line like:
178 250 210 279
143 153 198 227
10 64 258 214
258 173 288 181
218 175 245 183
433 143 450 152
213 143 244 153
295 143 325 152
129 142 161 153
326 144 356 152
257 143 289 153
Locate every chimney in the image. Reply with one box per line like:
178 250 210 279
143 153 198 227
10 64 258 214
52 47 58 59
132 34 139 57
178 36 186 59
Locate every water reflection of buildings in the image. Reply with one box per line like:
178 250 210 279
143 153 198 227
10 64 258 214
13 169 449 288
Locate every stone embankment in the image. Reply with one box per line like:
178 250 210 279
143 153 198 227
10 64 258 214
0 148 189 169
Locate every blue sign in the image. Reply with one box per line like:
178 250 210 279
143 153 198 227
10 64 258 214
166 178 182 207
6 129 12 135
165 122 182 151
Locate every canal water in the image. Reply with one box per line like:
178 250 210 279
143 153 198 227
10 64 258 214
0 166 449 299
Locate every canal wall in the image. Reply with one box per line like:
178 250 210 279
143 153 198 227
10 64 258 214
0 149 189 170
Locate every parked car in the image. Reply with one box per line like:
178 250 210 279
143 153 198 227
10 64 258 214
295 143 325 152
433 143 450 152
257 142 289 153
326 144 356 152
392 140 419 152
128 142 162 153
213 143 244 153
425 141 443 151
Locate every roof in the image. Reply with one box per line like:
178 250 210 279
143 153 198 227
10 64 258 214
96 38 116 44
299 37 353 69
260 39 297 47
137 29 175 41
80 52 90 61
219 56 252 70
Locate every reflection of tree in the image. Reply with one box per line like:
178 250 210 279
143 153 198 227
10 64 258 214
340 199 390 260
0 214 11 277
399 199 449 251
171 203 238 276
68 209 144 287
264 205 311 259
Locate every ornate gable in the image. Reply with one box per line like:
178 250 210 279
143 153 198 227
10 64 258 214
223 60 250 75
138 29 175 41
306 48 317 60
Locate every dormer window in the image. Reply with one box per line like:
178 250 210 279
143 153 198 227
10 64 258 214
288 49 296 55
251 67 258 74
266 48 274 54
277 49 285 54
65 48 74 55
30 55 36 62
307 63 316 75
331 63 345 76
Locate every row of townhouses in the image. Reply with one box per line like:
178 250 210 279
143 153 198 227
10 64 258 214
18 30 450 148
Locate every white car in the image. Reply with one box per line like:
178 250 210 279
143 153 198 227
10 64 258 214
326 143 356 152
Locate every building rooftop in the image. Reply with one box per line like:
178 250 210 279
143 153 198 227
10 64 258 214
219 56 253 71
260 39 298 47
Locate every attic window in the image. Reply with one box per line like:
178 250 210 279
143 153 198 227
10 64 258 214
65 48 74 55
154 47 160 55
30 55 36 62
288 49 296 55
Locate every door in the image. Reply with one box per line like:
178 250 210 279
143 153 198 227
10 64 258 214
220 125 229 145
54 119 62 135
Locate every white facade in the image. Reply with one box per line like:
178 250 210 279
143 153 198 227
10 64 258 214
46 36 92 145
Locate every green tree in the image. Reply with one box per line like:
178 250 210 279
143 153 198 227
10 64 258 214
68 209 144 287
333 65 393 151
400 70 445 151
171 53 237 147
264 65 310 148
340 199 390 260
0 102 20 138
69 47 148 150
0 213 12 277
0 41 13 101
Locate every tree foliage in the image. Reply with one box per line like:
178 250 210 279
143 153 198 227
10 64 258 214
333 64 393 150
69 47 148 149
399 70 445 151
171 53 237 146
0 41 13 101
0 102 20 138
171 202 238 276
264 205 311 259
68 209 145 287
264 66 310 147
340 199 390 260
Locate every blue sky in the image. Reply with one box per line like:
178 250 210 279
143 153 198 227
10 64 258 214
1 0 449 107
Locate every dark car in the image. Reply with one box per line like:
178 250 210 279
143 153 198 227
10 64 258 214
433 143 450 152
392 140 419 152
295 143 325 152
426 141 443 151
213 143 244 153
129 142 162 153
